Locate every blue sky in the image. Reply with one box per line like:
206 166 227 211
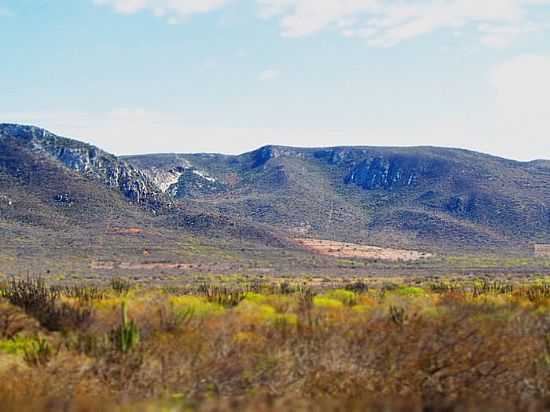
1 0 550 160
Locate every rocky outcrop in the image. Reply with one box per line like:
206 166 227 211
0 124 167 212
141 167 184 193
250 145 306 168
248 146 455 191
343 157 419 190
252 146 281 168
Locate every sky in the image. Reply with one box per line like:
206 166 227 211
1 0 550 160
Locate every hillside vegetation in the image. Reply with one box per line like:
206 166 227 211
0 124 292 273
126 145 550 252
0 275 549 411
2 123 550 273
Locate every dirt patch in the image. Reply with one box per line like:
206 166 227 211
91 261 193 270
109 227 144 235
91 261 116 270
295 238 433 262
534 244 550 257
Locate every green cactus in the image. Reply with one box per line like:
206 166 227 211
112 301 140 353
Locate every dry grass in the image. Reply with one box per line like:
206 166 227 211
0 276 549 411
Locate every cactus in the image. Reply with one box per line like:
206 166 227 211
525 283 550 304
112 301 140 353
389 305 406 327
472 279 513 297
197 283 245 307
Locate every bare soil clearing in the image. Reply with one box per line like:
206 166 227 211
109 227 144 235
296 238 433 262
91 261 193 270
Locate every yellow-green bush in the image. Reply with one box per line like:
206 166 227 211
170 296 225 317
324 289 357 306
393 286 426 297
0 336 35 356
313 296 344 309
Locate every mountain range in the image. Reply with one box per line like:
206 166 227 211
1 123 549 267
126 143 550 252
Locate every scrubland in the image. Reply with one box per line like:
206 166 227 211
0 275 549 411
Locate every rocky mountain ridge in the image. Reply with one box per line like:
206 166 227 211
0 124 289 253
126 145 550 252
0 124 167 212
2 123 549 253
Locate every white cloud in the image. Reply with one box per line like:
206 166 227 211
258 68 280 81
478 22 538 48
490 54 550 159
93 0 229 22
258 0 550 47
92 0 550 47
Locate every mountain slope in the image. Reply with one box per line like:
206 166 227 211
2 123 548 256
126 145 550 252
0 124 167 213
0 125 290 273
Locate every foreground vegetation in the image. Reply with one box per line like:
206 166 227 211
0 275 550 411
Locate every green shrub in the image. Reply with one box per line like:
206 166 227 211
0 336 33 355
0 336 52 366
23 337 52 366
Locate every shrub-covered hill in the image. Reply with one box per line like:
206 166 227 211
0 124 291 271
126 145 550 253
2 123 549 256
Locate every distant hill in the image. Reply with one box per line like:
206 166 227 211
125 145 550 252
529 159 550 169
0 124 164 229
0 124 289 274
2 123 549 257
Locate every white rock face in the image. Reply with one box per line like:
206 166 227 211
1 124 165 209
192 169 217 183
144 168 183 193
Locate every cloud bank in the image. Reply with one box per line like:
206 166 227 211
258 0 550 47
93 0 230 22
94 0 550 46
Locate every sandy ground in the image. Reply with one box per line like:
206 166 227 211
295 238 433 262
